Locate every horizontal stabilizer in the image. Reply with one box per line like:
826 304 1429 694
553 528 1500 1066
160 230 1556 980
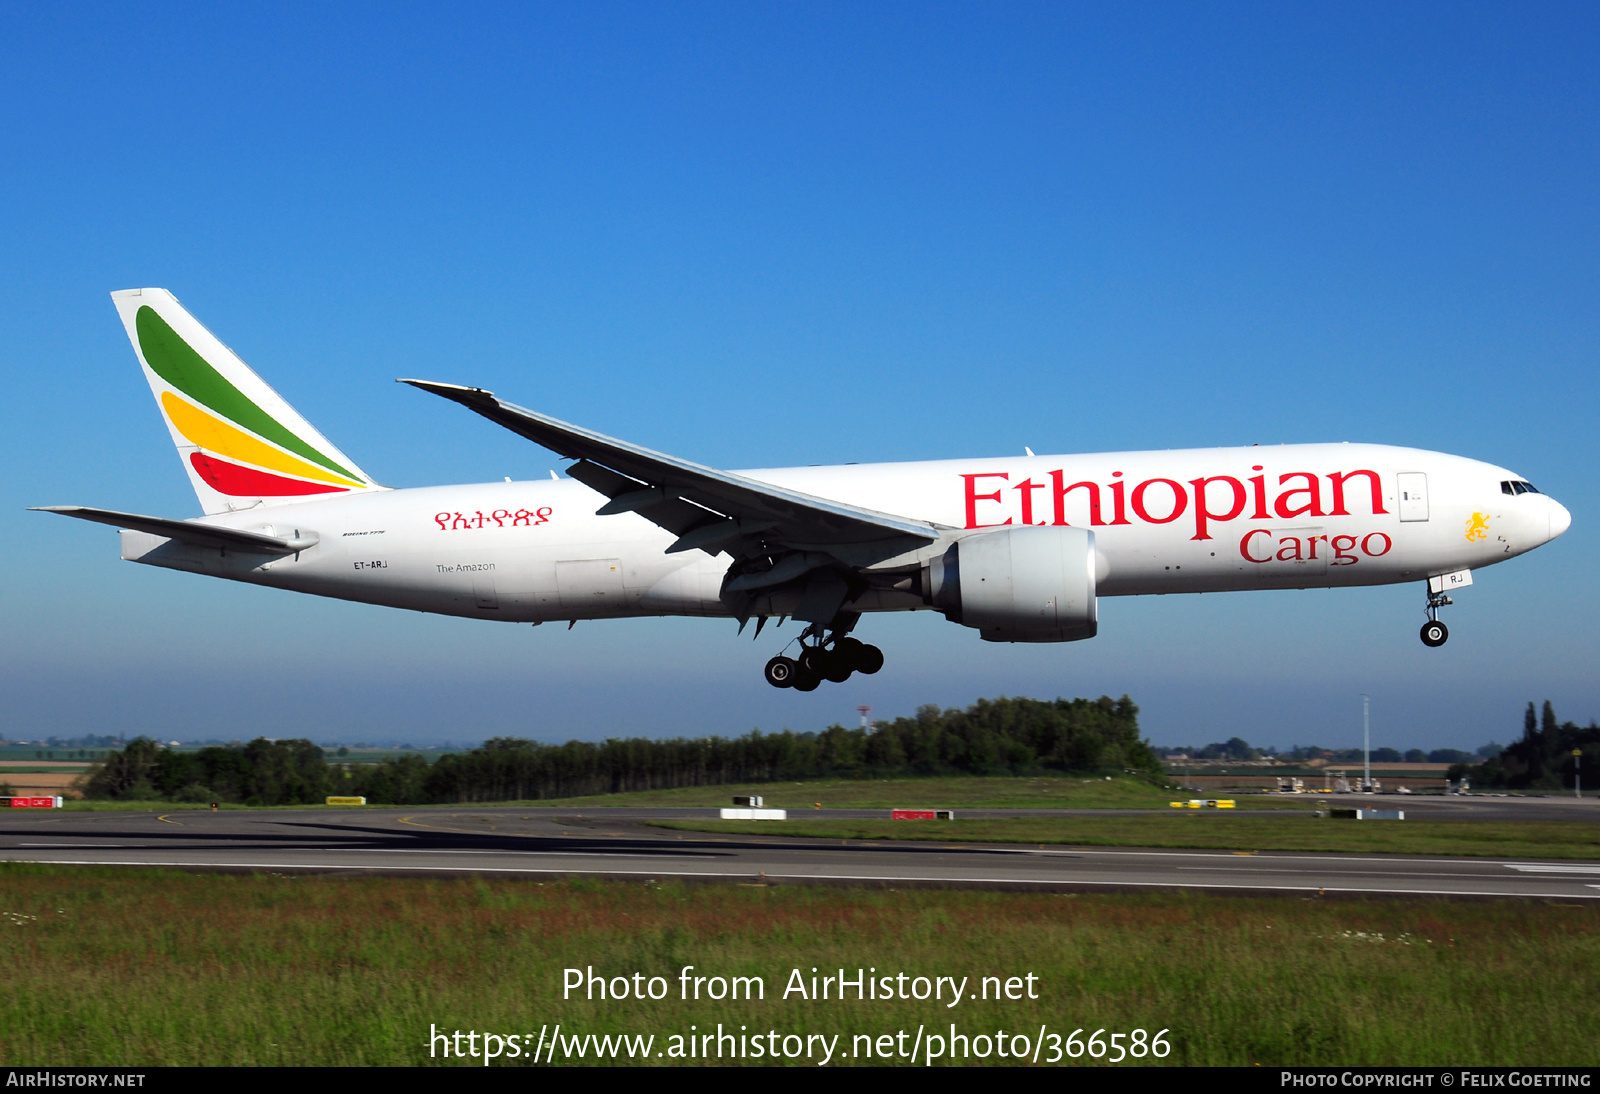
32 506 316 554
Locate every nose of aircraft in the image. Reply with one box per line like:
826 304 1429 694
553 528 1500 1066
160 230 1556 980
1549 497 1572 540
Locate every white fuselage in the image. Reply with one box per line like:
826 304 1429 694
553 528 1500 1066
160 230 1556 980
118 443 1569 626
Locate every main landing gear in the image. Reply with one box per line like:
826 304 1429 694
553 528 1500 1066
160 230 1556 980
764 626 884 690
1420 584 1452 648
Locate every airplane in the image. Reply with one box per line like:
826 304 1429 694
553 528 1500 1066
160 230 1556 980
37 289 1572 691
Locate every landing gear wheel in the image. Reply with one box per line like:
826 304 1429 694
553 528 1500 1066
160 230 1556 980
764 656 798 688
830 637 882 675
792 666 822 691
856 643 884 674
799 645 852 683
821 652 854 683
1420 620 1449 648
828 638 865 680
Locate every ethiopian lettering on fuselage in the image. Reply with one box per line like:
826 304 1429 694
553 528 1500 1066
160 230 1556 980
962 465 1388 538
434 507 552 531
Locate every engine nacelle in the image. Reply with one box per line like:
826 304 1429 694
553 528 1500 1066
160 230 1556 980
923 526 1098 643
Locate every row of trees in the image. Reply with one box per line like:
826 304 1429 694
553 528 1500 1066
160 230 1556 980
1458 701 1599 790
81 694 1160 805
427 695 1155 802
84 737 346 805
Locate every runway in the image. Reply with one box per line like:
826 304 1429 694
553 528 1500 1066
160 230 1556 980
1 800 1597 900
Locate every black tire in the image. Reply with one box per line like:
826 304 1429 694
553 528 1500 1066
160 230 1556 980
1420 621 1449 648
800 645 852 683
792 666 822 692
830 637 869 679
821 652 854 683
764 656 798 688
856 643 885 674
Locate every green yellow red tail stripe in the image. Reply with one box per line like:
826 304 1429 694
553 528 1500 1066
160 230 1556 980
135 306 360 483
187 452 350 497
112 288 380 511
160 392 361 489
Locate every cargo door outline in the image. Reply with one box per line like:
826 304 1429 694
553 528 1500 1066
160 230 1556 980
1397 473 1429 522
557 558 624 613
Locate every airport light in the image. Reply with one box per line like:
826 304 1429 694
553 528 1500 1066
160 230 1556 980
1362 694 1371 793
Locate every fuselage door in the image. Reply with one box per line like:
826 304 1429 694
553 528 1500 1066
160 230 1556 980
1397 472 1429 522
557 558 624 613
473 577 498 610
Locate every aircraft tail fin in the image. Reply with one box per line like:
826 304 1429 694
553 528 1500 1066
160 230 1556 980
111 289 382 515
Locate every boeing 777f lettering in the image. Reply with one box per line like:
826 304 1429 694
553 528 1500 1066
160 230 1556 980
37 289 1572 691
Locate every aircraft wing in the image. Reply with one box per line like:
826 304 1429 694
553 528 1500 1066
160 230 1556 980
400 380 941 570
32 506 316 554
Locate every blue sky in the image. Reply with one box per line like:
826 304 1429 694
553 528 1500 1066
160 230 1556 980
2 3 1595 751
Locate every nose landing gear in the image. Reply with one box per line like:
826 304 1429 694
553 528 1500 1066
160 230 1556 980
1421 585 1452 647
764 625 884 689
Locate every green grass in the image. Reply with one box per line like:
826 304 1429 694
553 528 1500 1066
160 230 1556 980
56 775 1189 810
47 775 1356 812
59 801 285 811
518 775 1309 811
0 865 1594 1066
650 815 1600 860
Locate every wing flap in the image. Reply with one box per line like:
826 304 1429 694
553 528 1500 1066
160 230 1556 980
565 459 718 539
402 380 941 566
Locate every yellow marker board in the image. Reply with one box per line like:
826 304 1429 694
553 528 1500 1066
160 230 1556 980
326 796 367 806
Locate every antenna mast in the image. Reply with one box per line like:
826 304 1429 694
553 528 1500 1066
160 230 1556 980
1362 693 1371 792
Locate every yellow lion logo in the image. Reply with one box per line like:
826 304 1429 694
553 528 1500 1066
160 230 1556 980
1465 512 1490 542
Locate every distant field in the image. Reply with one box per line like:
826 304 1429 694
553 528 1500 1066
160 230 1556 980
330 749 456 763
0 866 1593 1067
651 815 1600 860
0 748 454 764
0 755 103 764
0 772 84 793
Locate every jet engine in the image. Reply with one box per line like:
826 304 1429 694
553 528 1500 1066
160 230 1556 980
923 526 1098 642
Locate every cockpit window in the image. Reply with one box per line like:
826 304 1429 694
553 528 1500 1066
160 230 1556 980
1502 481 1516 495
1520 481 1540 494
1502 480 1541 495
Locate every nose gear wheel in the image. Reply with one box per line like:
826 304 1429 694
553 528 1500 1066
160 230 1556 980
1420 584 1453 647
